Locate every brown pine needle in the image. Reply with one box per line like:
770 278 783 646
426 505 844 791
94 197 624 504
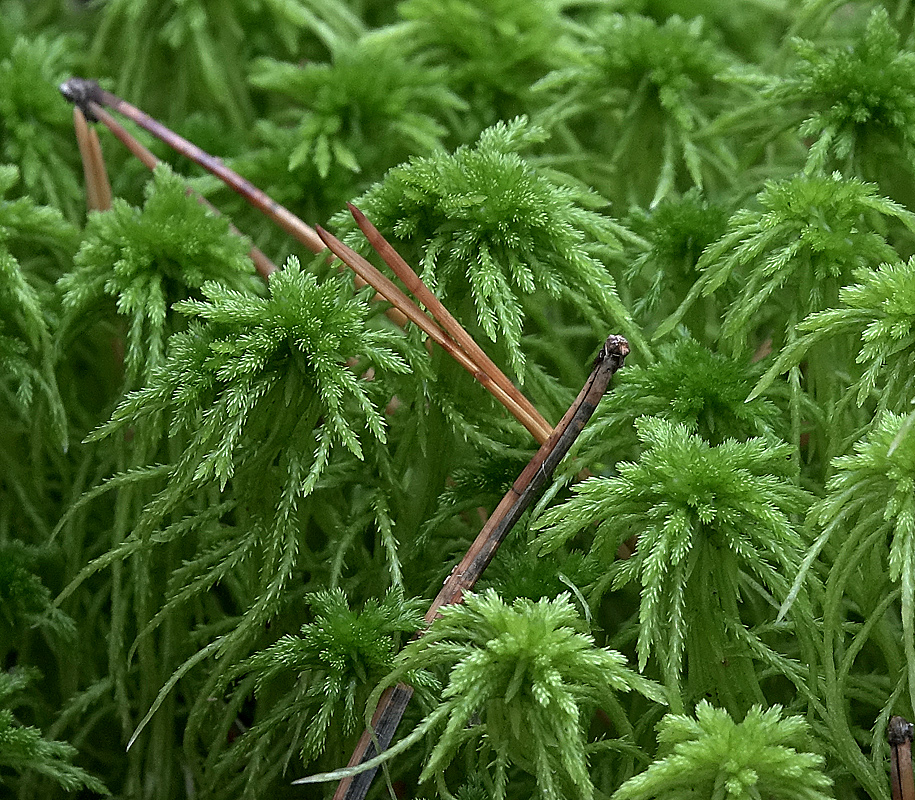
59 77 551 442
348 204 552 443
73 107 112 212
316 226 549 441
60 78 326 253
69 94 278 278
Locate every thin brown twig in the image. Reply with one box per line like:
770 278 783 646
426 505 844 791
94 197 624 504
59 77 547 441
301 335 630 799
73 107 112 212
82 101 409 317
890 716 915 800
60 78 327 253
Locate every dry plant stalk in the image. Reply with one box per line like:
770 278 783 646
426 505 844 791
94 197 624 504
890 716 915 800
302 336 631 799
60 77 552 442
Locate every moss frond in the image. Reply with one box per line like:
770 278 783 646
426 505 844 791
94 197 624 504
771 7 915 180
0 36 83 218
249 32 464 181
59 163 258 384
536 418 811 702
91 255 408 494
753 256 915 410
612 701 832 800
811 412 915 713
208 588 429 796
624 190 731 324
338 116 647 375
395 0 575 128
390 590 664 800
0 541 75 645
534 13 739 206
89 0 364 127
0 668 108 795
574 339 783 475
0 167 73 445
657 173 915 350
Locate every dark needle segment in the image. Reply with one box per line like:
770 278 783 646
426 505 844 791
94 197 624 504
324 335 629 800
890 716 915 800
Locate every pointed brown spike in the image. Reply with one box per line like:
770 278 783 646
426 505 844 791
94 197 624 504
316 225 546 439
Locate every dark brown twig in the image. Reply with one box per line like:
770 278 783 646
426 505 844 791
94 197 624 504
890 716 915 800
306 335 630 799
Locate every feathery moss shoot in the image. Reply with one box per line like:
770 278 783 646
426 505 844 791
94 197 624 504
90 255 408 493
612 701 832 800
656 172 915 349
771 7 915 180
810 412 915 715
396 0 574 128
0 36 82 217
224 31 466 230
753 255 915 411
535 13 737 206
249 33 464 179
624 190 730 323
0 163 74 448
537 418 811 703
572 339 783 476
208 589 430 798
385 590 665 800
59 164 258 384
89 0 364 127
339 117 646 375
0 669 109 795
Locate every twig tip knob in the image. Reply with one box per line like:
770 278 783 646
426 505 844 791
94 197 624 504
59 77 102 121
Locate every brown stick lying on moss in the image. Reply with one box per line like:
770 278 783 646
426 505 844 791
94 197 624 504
297 335 630 799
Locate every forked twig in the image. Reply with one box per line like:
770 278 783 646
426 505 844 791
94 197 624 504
296 335 630 799
69 89 278 277
59 77 552 442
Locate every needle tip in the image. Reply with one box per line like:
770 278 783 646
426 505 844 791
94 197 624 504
347 203 367 225
315 224 345 255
